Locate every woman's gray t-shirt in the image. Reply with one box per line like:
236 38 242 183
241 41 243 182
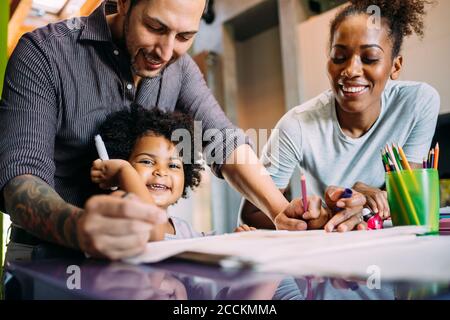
261 80 440 196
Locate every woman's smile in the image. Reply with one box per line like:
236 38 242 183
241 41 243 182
338 80 371 98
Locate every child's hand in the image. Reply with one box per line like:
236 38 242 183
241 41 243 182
91 159 131 190
234 224 257 233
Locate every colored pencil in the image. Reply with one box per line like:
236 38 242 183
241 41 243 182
301 174 308 212
385 163 391 173
385 144 420 223
434 142 440 170
428 148 433 169
430 149 435 170
389 158 395 172
381 149 389 172
397 145 419 192
387 145 400 172
398 145 412 171
392 144 404 171
385 146 394 170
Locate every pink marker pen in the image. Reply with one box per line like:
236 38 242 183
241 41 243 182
362 208 383 230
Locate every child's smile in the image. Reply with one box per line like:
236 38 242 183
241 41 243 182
147 183 171 192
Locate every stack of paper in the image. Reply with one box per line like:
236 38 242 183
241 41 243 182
125 226 450 282
440 207 450 235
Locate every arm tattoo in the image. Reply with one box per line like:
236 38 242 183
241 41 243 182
4 175 83 249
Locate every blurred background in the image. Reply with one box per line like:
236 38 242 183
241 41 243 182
1 0 450 265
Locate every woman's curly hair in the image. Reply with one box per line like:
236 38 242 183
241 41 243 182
98 104 204 198
330 0 434 58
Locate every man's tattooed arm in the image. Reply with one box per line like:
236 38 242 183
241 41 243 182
4 175 83 249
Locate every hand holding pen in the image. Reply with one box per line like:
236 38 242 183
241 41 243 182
274 196 329 231
352 181 390 219
302 195 331 230
295 174 329 230
95 134 122 191
95 134 109 160
323 186 366 232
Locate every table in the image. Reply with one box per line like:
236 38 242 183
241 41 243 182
6 257 450 300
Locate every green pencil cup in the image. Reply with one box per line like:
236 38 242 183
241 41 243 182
386 169 440 234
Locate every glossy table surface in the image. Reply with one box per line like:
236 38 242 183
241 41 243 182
6 257 450 300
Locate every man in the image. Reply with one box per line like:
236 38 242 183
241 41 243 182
0 0 364 261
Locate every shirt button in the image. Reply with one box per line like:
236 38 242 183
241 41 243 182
126 84 133 90
113 50 119 56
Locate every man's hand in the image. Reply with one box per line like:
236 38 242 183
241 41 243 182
324 186 366 232
353 182 390 219
274 195 329 231
77 193 167 260
90 159 131 190
274 200 307 231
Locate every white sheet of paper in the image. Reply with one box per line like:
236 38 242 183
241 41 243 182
264 235 450 282
125 226 432 273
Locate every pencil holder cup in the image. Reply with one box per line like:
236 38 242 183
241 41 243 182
386 169 440 234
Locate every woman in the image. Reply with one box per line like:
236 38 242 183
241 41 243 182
241 0 440 232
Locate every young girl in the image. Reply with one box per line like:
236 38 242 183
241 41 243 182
241 0 440 232
91 104 254 241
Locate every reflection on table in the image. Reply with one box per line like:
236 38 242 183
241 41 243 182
6 258 450 300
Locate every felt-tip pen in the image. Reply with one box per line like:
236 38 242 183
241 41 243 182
334 188 353 212
362 208 383 230
95 134 109 160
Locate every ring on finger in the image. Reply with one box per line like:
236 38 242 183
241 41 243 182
358 214 363 224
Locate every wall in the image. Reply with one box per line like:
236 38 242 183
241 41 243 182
235 26 286 146
193 0 268 54
296 1 450 113
399 0 450 114
193 0 291 233
297 6 340 102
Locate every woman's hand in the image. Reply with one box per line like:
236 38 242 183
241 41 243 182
353 182 390 219
323 186 366 232
90 159 131 190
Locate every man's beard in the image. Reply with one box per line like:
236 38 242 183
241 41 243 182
124 15 174 79
130 51 159 78
130 49 168 78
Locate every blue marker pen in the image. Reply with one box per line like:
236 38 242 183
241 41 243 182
334 188 353 212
